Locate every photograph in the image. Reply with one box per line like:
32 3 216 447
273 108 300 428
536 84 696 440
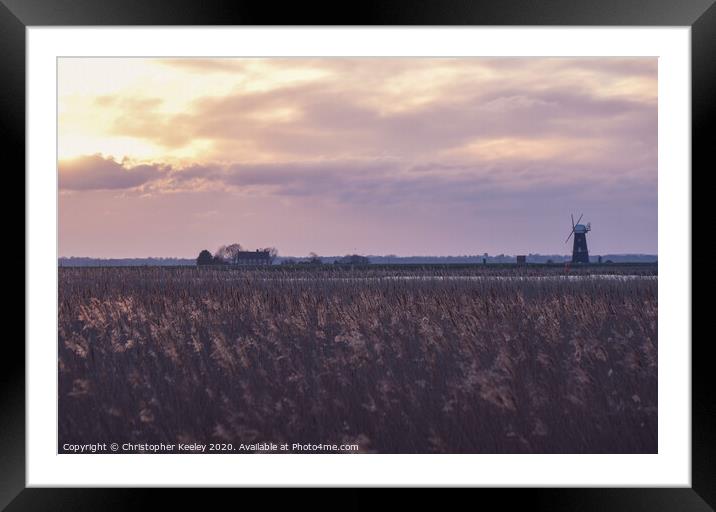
57 56 658 455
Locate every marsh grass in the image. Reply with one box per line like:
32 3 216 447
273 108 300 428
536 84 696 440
58 266 657 453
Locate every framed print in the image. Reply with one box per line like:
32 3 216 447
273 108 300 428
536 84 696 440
4 0 712 508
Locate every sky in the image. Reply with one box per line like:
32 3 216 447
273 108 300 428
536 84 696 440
58 57 657 258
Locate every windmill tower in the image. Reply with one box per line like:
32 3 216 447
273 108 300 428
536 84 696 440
565 213 591 263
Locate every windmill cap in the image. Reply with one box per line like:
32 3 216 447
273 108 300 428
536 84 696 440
574 224 588 233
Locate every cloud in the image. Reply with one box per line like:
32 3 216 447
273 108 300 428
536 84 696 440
156 58 251 74
57 151 653 221
92 58 655 176
58 58 658 255
58 154 168 191
60 58 655 219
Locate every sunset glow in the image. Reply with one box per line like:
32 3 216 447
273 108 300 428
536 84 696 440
58 57 657 258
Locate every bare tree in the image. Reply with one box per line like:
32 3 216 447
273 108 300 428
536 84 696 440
260 247 279 264
214 243 243 263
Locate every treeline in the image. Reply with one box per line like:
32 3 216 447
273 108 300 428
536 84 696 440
356 254 658 264
59 253 657 267
58 257 195 267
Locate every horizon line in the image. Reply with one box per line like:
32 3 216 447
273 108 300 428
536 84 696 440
59 253 659 259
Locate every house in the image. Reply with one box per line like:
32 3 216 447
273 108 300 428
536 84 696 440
234 249 271 266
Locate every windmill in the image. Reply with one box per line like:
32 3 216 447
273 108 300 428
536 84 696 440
565 213 591 263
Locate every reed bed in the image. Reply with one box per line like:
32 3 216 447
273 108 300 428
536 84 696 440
58 266 657 453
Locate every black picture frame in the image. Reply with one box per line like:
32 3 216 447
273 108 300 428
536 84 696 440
3 0 711 508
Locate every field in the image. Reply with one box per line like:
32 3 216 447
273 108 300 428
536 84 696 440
58 265 657 453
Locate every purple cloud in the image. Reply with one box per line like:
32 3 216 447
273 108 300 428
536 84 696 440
59 154 168 191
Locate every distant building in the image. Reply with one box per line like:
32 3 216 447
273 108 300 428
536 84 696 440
516 255 527 265
234 250 271 266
